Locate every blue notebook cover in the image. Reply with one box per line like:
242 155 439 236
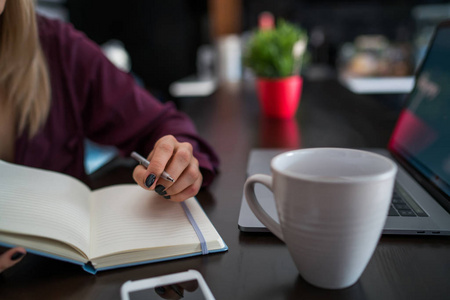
0 241 228 274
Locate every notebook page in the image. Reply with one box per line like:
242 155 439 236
0 161 91 256
90 184 222 259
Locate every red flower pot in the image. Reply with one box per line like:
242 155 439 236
256 75 303 119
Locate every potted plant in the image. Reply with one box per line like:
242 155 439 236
244 18 308 119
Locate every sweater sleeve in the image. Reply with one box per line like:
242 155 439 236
50 18 219 186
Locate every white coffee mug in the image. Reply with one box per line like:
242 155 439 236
244 148 397 289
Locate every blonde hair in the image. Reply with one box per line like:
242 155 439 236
0 0 51 137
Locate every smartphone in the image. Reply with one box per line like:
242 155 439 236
121 269 215 300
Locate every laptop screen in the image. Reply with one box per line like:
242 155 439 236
389 22 450 203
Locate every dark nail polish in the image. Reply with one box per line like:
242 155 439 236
145 174 156 188
155 287 166 295
11 252 24 261
164 195 171 200
155 185 166 194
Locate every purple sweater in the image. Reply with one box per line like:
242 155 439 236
14 16 219 186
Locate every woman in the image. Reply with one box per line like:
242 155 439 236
0 0 219 273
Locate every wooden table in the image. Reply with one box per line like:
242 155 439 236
2 79 449 300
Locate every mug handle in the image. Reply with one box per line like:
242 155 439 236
244 174 284 241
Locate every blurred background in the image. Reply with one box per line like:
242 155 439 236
35 0 450 173
37 0 450 98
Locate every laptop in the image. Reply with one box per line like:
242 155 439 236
238 20 450 235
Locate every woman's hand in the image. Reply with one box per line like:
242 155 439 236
133 135 203 202
0 247 26 273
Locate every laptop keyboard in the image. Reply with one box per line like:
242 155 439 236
389 185 429 217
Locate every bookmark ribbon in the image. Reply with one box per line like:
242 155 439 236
181 202 209 255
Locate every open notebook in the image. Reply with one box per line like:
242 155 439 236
0 161 227 274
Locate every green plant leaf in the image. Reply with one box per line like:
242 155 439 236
243 19 308 78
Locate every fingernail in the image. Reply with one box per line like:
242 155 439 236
155 287 166 295
163 195 171 200
11 252 25 261
145 174 156 188
155 185 166 195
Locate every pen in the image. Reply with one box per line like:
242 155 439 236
169 285 183 297
131 151 175 183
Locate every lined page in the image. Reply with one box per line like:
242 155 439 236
90 184 222 259
0 161 91 256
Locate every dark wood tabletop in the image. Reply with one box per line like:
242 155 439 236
1 79 449 300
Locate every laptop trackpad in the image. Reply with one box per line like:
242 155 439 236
239 184 278 232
